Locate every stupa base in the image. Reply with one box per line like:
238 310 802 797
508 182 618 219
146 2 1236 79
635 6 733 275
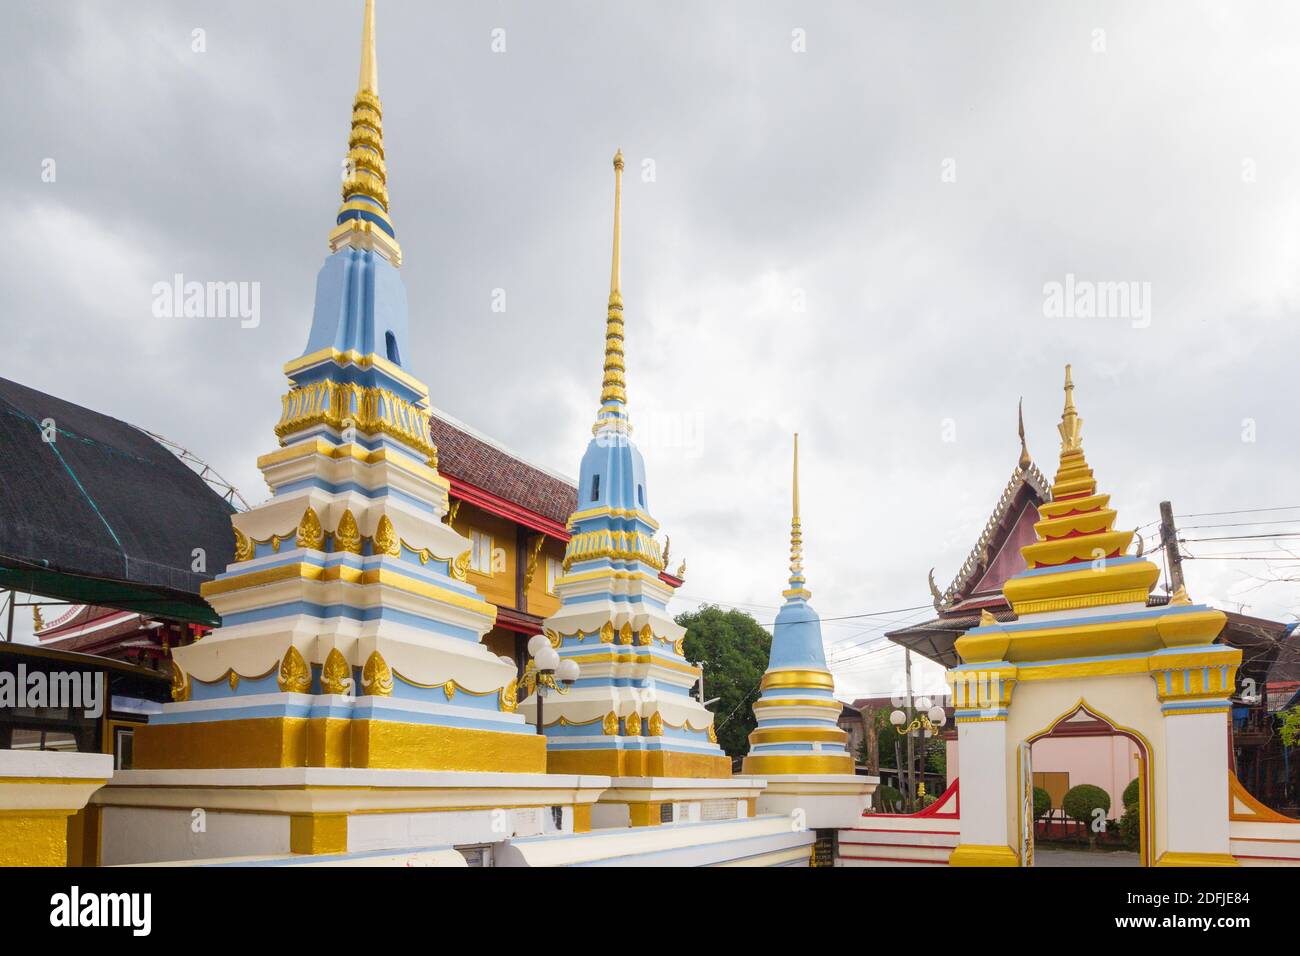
92 767 609 866
737 773 876 830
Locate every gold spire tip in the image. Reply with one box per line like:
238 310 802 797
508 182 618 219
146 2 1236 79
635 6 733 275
1017 397 1031 469
1058 363 1083 454
358 0 378 94
598 150 627 408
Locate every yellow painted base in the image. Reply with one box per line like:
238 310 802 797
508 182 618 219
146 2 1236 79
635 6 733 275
948 843 1020 867
628 801 663 827
573 804 592 833
1154 851 1239 867
290 813 349 855
0 812 72 867
135 717 546 773
545 748 732 778
740 753 855 775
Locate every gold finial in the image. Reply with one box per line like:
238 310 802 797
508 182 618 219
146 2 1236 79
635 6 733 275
329 0 401 264
31 605 44 632
785 433 810 600
358 0 378 94
600 150 627 408
1017 397 1032 470
979 608 997 626
1058 363 1083 453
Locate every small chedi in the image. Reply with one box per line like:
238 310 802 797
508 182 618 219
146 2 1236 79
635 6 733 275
739 435 873 827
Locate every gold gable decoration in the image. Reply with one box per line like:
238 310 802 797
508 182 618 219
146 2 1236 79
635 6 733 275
335 509 362 554
373 514 400 556
321 648 353 695
296 506 325 550
362 650 394 696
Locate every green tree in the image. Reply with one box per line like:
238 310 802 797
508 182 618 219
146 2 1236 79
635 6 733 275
1063 783 1112 849
677 605 772 760
1033 786 1052 820
1280 706 1300 747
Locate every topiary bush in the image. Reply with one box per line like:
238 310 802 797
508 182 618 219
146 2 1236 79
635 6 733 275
1122 777 1140 807
1062 783 1112 847
1119 802 1141 851
1033 786 1052 820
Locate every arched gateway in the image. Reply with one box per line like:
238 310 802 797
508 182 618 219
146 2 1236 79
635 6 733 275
946 367 1241 867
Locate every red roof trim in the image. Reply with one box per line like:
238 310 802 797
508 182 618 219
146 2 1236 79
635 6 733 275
447 476 570 539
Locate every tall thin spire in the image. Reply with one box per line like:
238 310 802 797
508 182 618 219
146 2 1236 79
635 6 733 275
358 0 378 94
599 150 627 412
1058 363 1083 453
784 433 810 600
329 0 401 265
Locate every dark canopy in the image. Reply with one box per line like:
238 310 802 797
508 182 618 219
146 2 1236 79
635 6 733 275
0 377 234 623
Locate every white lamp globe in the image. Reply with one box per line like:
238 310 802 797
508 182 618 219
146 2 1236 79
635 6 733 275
890 710 906 726
929 705 947 726
527 634 551 658
917 697 932 710
536 647 560 671
556 659 580 684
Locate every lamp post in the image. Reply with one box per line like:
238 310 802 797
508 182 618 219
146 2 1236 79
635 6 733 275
890 696 947 810
524 633 580 735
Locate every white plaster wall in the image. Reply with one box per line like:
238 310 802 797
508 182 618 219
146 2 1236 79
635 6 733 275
101 807 290 866
1164 711 1231 856
955 720 1008 847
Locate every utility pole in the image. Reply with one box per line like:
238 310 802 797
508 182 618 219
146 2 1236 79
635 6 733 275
904 648 916 812
1159 501 1185 594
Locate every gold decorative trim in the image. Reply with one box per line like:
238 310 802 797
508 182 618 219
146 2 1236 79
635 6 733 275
637 624 653 646
277 646 312 694
335 509 362 554
296 506 325 550
625 711 642 736
233 525 254 563
647 712 663 736
373 514 400 556
602 711 619 735
498 679 518 713
170 661 190 702
362 651 393 697
321 648 352 695
618 622 633 645
599 621 615 644
275 380 436 459
759 669 835 691
562 528 665 572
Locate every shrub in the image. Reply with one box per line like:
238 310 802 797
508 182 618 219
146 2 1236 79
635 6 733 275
1122 777 1140 808
1119 802 1141 851
1033 786 1052 820
1062 784 1112 846
875 785 903 813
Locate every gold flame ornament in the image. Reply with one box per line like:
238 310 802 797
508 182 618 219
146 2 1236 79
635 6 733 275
602 711 619 735
499 679 518 713
297 506 325 550
362 650 394 696
625 711 641 736
170 660 191 702
373 514 400 556
637 624 653 646
321 648 353 695
618 622 634 645
599 621 615 644
648 712 663 736
234 525 254 562
335 509 362 554
278 645 312 694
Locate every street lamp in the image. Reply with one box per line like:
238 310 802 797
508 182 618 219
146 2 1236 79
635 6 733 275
523 634 580 734
891 696 948 810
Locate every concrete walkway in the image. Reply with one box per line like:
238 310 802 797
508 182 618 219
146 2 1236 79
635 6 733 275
1035 847 1140 867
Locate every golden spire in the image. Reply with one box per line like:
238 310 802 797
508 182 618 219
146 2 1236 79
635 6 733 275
329 0 401 265
784 433 810 600
358 0 378 94
1017 397 1031 470
1058 363 1082 453
600 150 627 409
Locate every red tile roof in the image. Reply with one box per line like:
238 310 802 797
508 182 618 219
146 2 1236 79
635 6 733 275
428 412 577 529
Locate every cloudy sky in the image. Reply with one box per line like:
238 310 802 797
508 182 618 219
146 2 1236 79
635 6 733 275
6 1 1300 695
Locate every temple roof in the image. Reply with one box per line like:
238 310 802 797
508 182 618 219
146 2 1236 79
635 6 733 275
0 377 235 622
428 409 577 531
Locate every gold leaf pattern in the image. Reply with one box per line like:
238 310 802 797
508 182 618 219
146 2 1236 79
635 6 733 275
277 645 311 694
625 711 641 736
373 514 400 556
637 624 653 646
545 628 562 649
648 712 663 736
452 551 470 582
362 650 394 697
499 679 518 713
618 622 633 645
296 506 325 550
335 509 362 554
233 526 254 563
599 621 615 644
602 711 619 735
170 661 190 702
321 648 353 695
